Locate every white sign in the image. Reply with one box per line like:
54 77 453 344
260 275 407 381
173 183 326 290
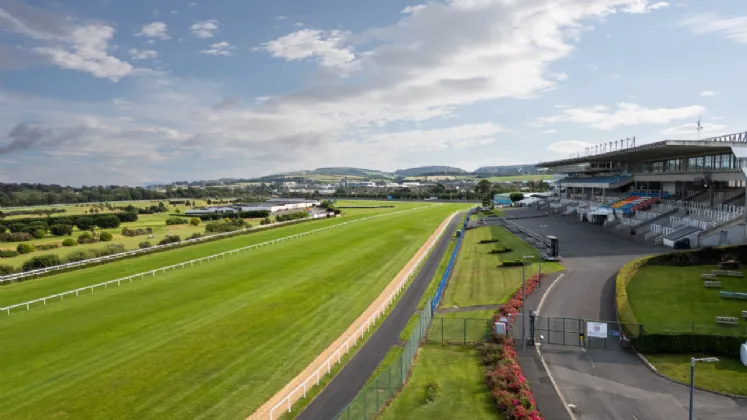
740 342 747 367
587 321 608 339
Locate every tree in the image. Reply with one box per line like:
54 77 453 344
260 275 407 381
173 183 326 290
189 217 200 226
99 231 113 241
475 179 493 196
509 192 525 202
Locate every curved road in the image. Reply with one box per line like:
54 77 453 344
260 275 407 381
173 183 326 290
296 212 463 420
509 210 746 420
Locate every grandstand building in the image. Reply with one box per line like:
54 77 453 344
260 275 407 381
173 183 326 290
537 131 747 248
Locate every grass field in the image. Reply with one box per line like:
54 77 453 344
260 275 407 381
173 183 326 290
441 226 562 308
645 354 747 396
628 265 747 334
378 344 499 420
0 204 464 420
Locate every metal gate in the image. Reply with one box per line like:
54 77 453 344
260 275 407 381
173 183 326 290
507 314 631 350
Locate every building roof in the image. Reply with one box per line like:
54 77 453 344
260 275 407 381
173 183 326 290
538 132 747 168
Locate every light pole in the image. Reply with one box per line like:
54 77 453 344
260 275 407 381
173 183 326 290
521 255 535 350
689 357 719 420
539 225 547 287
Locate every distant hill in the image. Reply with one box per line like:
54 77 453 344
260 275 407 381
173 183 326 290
473 164 537 175
308 167 390 178
394 166 467 177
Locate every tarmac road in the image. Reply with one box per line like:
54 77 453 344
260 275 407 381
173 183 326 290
509 210 747 420
296 212 463 420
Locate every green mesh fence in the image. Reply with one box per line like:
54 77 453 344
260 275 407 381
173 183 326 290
333 310 491 419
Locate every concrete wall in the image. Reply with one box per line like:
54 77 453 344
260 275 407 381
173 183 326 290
699 223 747 247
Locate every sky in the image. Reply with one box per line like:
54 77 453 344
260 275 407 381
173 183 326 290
0 0 746 186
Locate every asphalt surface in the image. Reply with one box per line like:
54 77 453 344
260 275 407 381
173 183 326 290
296 212 463 420
508 208 747 420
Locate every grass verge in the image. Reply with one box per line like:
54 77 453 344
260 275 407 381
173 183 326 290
645 353 747 396
377 344 499 420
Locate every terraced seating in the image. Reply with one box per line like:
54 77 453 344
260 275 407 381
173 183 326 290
716 316 739 325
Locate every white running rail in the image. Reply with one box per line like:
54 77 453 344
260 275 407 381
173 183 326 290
0 206 434 315
266 211 457 420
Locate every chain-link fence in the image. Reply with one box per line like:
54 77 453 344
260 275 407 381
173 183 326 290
640 321 747 337
334 304 434 419
426 317 491 344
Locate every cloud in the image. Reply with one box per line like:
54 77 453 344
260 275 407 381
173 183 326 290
700 90 717 97
190 19 219 38
660 122 727 137
0 1 133 81
534 103 705 130
678 13 747 44
365 123 505 153
622 1 669 13
129 48 157 60
542 129 558 134
261 29 356 71
547 140 594 154
201 41 234 56
136 22 169 40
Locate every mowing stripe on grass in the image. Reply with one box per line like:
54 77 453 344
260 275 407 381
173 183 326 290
1 206 434 316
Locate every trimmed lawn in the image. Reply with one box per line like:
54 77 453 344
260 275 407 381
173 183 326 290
628 265 747 334
378 344 499 420
441 226 562 308
645 354 747 396
0 204 463 420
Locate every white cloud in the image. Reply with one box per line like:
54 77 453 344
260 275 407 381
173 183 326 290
190 20 219 38
547 140 594 154
660 122 727 137
129 48 157 60
0 5 133 81
542 129 558 134
623 1 669 13
137 22 169 40
201 41 235 56
262 29 356 71
679 13 747 44
534 103 705 130
700 90 717 97
365 123 504 153
402 5 427 15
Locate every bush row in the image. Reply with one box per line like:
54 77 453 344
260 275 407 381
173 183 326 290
0 208 66 218
19 244 128 271
479 239 499 244
165 217 188 226
0 212 137 233
276 212 309 222
0 216 327 280
490 246 513 254
205 219 248 233
633 333 746 358
121 227 152 237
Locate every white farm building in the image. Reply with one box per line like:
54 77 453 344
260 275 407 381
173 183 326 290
185 198 321 217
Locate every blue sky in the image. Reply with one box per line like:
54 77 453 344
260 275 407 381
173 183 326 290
0 0 746 186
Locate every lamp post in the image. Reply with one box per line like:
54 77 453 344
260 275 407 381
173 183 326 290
689 357 719 420
521 255 535 350
539 225 547 287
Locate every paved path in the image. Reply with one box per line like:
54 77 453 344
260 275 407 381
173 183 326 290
296 213 463 420
509 211 747 420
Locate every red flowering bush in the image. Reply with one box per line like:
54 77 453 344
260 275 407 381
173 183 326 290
476 273 546 420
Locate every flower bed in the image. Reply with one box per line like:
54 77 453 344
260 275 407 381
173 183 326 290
476 273 545 420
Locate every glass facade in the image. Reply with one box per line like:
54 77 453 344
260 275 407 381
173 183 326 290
633 153 737 173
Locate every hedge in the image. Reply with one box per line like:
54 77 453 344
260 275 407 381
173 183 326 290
99 232 113 242
0 249 19 258
615 256 652 338
62 238 78 247
0 212 137 230
165 217 188 226
634 333 746 358
22 254 62 271
16 243 35 254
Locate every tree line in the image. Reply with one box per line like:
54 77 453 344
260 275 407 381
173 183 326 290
0 183 273 207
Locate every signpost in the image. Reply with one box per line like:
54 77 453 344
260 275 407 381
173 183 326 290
586 321 607 338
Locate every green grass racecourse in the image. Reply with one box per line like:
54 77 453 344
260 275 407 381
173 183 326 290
0 203 421 307
0 203 465 420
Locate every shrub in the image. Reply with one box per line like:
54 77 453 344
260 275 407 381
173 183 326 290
424 382 441 403
74 218 93 231
16 243 35 254
94 215 121 229
189 217 201 226
0 264 15 275
62 238 78 247
77 232 94 244
260 217 272 226
121 227 148 237
0 249 19 258
187 232 203 240
634 333 746 358
490 246 512 254
479 239 499 244
99 231 113 242
88 244 126 258
501 259 531 267
509 192 525 202
139 241 152 249
205 219 247 233
158 235 181 245
35 243 59 251
49 224 73 236
118 211 139 223
22 254 62 271
276 212 309 222
165 217 188 226
0 232 33 242
32 229 47 239
64 250 89 263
